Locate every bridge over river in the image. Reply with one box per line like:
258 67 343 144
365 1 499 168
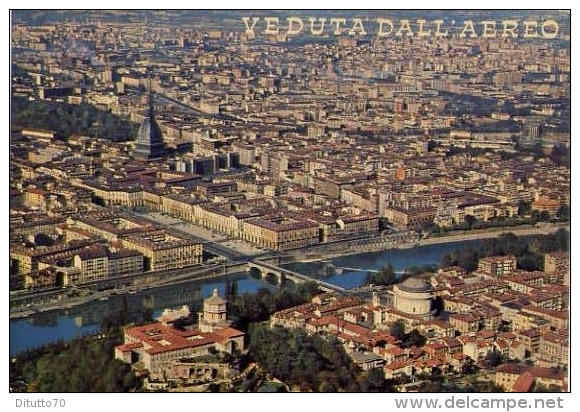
10 257 354 319
246 260 349 294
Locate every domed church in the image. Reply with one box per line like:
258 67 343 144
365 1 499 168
198 288 232 332
392 276 433 316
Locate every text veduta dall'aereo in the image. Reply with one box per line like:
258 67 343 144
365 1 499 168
241 17 560 39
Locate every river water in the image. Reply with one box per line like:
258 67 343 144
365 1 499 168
9 239 482 355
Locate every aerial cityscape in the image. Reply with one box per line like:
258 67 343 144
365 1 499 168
9 10 570 393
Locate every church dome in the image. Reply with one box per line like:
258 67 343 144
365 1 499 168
199 288 230 332
204 288 227 306
392 276 433 316
397 277 432 293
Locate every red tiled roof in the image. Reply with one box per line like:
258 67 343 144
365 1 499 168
213 327 245 339
523 305 568 320
497 332 517 340
440 337 462 348
385 360 413 371
478 331 497 340
25 188 47 195
495 340 509 349
342 322 371 336
344 307 373 316
528 367 567 381
385 346 406 356
121 322 244 356
512 371 534 392
496 364 528 375
479 255 517 263
115 342 143 352
425 343 447 353
426 359 444 367
307 315 338 327
518 329 541 338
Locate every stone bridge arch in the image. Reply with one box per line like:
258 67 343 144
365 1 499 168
264 271 281 285
248 266 263 280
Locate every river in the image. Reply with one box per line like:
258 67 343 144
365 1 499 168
9 239 482 355
284 239 483 288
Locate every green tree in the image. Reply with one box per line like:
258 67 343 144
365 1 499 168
462 358 477 374
554 228 569 251
457 247 479 272
390 319 406 341
441 252 455 268
365 262 396 286
358 367 393 392
517 253 543 271
11 332 141 392
484 348 504 368
549 143 570 167
427 140 439 152
229 281 320 332
405 265 438 276
402 329 426 348
247 324 361 392
318 380 338 392
430 366 442 379
532 142 545 160
432 296 445 315
471 381 506 392
464 215 477 229
419 380 444 392
557 205 570 221
34 233 54 246
12 96 138 142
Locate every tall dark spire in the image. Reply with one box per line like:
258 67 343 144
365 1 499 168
133 85 166 161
